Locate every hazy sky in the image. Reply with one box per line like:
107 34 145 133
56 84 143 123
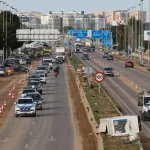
2 0 150 20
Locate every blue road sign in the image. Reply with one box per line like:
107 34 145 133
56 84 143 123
92 30 102 39
103 30 111 39
147 32 150 36
102 39 113 48
76 33 87 39
76 30 87 34
64 43 69 47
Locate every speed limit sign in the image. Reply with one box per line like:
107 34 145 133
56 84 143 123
94 72 104 82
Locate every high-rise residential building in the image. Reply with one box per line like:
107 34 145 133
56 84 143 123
94 10 146 25
49 15 62 29
49 11 64 17
41 14 49 25
63 14 75 28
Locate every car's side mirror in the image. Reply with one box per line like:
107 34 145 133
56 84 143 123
14 102 17 105
41 98 43 101
138 101 143 106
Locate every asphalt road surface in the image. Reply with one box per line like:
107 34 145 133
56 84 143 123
0 64 75 150
75 52 150 138
93 50 150 90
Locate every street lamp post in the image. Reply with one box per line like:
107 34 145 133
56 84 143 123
2 2 6 60
5 4 9 58
127 9 130 56
140 0 144 63
0 1 3 60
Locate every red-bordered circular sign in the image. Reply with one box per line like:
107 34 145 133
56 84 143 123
94 72 104 82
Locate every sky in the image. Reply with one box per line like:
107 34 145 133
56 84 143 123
2 0 150 21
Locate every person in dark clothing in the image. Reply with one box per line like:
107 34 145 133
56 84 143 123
54 65 60 74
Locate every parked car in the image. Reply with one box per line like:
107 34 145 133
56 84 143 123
103 52 109 58
107 55 113 60
0 67 8 76
103 66 114 76
125 61 134 68
82 53 89 60
13 65 29 73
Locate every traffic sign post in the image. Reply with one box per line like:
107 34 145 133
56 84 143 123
94 72 104 93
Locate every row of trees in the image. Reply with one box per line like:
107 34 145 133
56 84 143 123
111 18 147 52
0 11 23 58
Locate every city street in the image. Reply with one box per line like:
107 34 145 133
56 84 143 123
75 52 150 139
0 64 75 150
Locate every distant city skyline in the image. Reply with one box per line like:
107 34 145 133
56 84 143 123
2 0 150 21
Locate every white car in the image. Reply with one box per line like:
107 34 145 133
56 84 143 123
15 97 36 117
19 58 27 65
39 73 46 84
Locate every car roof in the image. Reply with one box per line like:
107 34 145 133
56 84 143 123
18 97 33 99
23 87 36 90
26 92 40 95
104 66 113 69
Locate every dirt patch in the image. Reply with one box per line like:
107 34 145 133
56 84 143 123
0 74 26 128
66 62 98 150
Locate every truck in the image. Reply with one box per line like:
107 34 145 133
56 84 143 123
138 90 150 121
55 47 65 61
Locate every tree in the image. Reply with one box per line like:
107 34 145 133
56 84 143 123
111 18 145 52
0 11 23 58
60 26 74 33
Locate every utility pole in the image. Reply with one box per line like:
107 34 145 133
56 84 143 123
138 3 141 61
141 0 144 63
148 0 150 66
6 4 9 59
130 7 134 53
127 9 130 56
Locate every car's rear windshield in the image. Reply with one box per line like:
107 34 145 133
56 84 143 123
83 54 88 57
104 68 113 71
28 82 40 86
40 74 45 77
18 99 33 104
22 89 35 94
26 94 41 100
37 66 47 70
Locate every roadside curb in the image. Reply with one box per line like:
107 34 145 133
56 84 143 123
68 58 104 150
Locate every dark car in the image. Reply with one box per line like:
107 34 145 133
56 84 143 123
27 81 43 95
103 52 109 58
82 53 89 60
26 92 43 110
107 55 113 60
56 58 63 64
125 61 134 68
89 46 95 52
103 67 114 76
13 65 29 73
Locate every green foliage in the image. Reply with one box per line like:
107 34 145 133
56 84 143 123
60 26 74 33
111 18 145 51
0 11 23 57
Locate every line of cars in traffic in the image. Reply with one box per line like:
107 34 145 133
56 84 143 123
14 57 54 117
0 54 32 76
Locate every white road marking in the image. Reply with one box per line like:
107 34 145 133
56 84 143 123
32 122 35 125
25 144 28 149
48 136 56 141
30 132 32 136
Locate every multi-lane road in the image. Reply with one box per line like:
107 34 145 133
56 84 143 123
75 50 150 138
0 63 75 150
